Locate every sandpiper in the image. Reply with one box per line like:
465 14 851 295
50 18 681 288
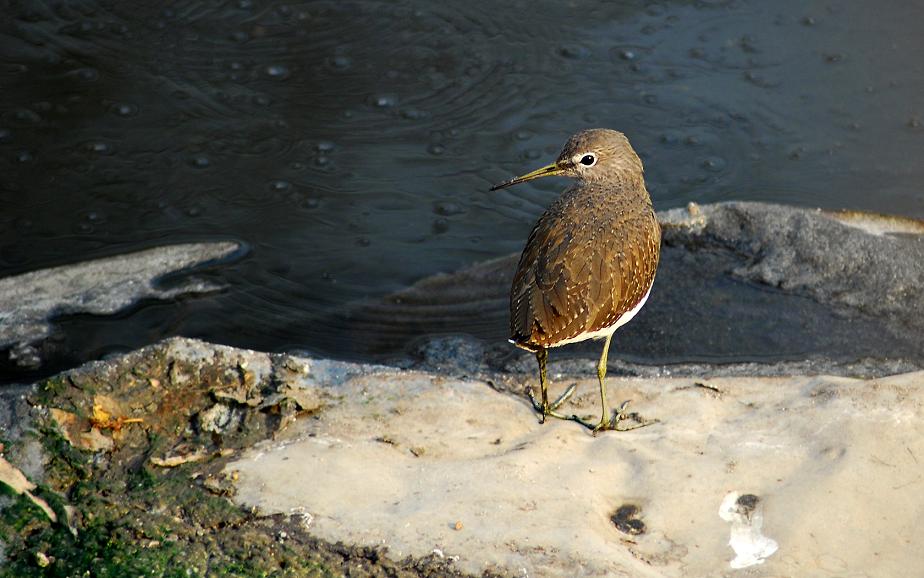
492 129 661 434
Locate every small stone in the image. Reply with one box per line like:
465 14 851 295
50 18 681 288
199 403 237 433
453 520 463 531
611 504 646 535
35 552 51 567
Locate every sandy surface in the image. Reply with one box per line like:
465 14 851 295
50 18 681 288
228 365 924 577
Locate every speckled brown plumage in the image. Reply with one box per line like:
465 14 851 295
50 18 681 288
507 130 660 351
491 128 661 433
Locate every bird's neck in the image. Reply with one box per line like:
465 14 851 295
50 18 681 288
577 171 653 209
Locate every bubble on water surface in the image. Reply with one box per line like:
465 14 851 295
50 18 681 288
432 218 449 234
701 157 727 172
89 142 112 155
329 55 352 70
71 68 100 82
371 94 397 108
111 103 138 117
12 109 41 124
265 64 290 79
401 108 426 120
558 45 590 60
660 130 682 145
434 202 464 216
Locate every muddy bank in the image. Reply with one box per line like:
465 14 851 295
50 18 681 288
3 203 922 381
0 242 242 373
2 338 922 577
342 202 924 374
0 338 481 577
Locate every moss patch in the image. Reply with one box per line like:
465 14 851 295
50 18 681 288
0 339 488 578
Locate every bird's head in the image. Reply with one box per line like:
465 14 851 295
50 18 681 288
490 128 643 190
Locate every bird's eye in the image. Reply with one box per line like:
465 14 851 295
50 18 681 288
579 154 596 166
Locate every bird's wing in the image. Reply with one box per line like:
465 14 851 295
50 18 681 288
510 208 659 349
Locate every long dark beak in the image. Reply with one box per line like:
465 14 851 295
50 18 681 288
490 161 566 191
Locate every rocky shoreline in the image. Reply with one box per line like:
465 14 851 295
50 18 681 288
0 338 483 577
2 202 924 576
339 202 924 372
1 337 922 576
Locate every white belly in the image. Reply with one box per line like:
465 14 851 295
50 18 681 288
546 286 652 348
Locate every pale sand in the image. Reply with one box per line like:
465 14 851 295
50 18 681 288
228 367 924 577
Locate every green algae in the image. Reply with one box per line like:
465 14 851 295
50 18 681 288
0 339 484 578
0 342 332 577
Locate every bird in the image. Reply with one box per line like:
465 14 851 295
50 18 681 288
491 129 661 434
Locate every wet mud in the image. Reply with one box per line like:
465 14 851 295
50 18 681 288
342 203 924 375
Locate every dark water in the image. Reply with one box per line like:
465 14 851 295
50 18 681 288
2 0 923 376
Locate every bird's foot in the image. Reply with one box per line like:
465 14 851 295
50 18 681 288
526 383 577 423
570 400 660 435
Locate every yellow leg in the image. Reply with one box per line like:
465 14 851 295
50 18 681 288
595 333 613 430
570 334 657 434
526 348 576 423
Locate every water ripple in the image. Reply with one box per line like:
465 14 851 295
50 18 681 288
2 0 924 372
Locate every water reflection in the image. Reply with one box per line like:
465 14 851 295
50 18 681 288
1 0 922 376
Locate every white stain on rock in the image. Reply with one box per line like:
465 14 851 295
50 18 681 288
718 491 778 569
